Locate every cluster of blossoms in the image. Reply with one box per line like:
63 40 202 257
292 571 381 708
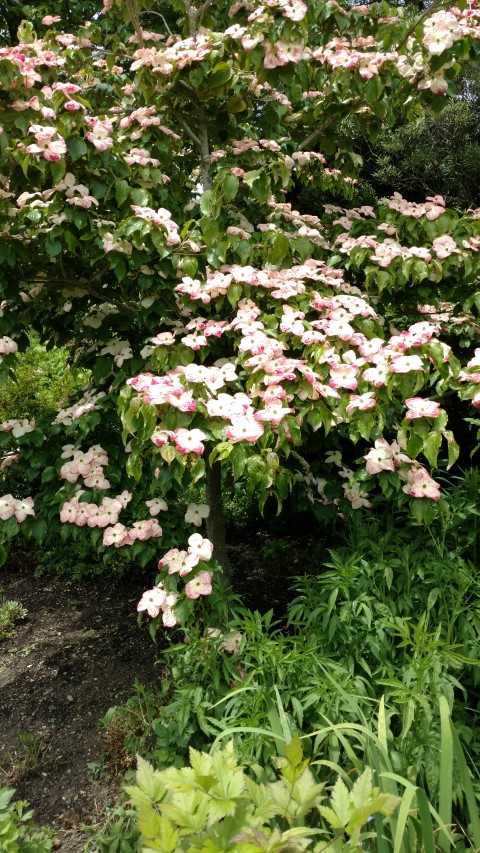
0 494 34 522
335 228 467 267
126 250 455 511
102 518 163 547
0 337 18 357
60 490 166 545
55 389 106 425
100 340 133 367
130 32 217 75
312 37 397 80
25 124 67 162
382 192 446 221
59 444 110 489
0 419 35 437
60 491 131 528
457 348 480 408
137 534 215 626
137 584 179 627
159 534 213 581
130 206 181 246
364 438 441 500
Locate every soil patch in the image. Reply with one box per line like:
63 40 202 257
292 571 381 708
0 531 319 850
0 554 162 851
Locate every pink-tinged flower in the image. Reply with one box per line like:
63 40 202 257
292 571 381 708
329 363 358 390
226 415 264 443
0 336 17 355
174 428 206 456
405 398 441 419
103 523 128 547
162 606 179 627
150 332 176 346
402 467 441 501
84 469 111 490
345 392 376 414
185 571 213 599
158 548 188 574
185 503 210 526
117 490 133 508
364 438 409 475
86 126 113 152
188 534 213 561
254 403 294 426
137 585 167 617
0 494 16 520
11 419 35 438
60 501 78 523
145 498 168 516
42 15 61 24
431 234 460 259
64 100 85 111
15 498 33 522
130 519 162 541
342 482 372 509
389 355 424 374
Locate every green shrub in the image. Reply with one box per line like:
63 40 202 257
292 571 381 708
0 598 27 640
0 330 88 424
0 787 53 852
126 703 480 853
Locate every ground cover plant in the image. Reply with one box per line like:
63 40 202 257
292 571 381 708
0 0 480 849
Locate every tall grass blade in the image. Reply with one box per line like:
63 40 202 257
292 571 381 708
415 788 437 853
438 696 453 852
450 719 480 849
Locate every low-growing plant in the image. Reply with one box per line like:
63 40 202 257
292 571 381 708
1 733 50 786
83 801 139 853
127 698 480 853
0 598 27 640
0 787 53 852
126 737 401 853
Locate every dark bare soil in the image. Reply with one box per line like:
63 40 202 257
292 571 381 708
0 531 316 851
0 554 161 852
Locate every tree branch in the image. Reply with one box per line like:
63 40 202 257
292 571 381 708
168 103 203 148
30 278 138 316
395 0 450 52
297 117 336 152
125 0 145 48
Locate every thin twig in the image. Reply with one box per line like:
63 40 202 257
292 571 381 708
138 9 173 37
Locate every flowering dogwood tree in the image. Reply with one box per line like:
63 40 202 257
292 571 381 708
0 0 480 628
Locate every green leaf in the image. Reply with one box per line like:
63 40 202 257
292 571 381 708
222 174 239 201
31 518 48 542
115 179 130 206
67 137 88 161
422 431 441 467
130 188 150 206
285 734 303 768
200 189 216 216
182 257 198 278
330 776 351 826
227 94 247 113
45 235 62 257
269 234 289 266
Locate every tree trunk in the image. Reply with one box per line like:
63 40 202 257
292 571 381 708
205 456 230 577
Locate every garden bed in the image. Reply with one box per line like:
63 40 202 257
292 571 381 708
0 554 160 851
